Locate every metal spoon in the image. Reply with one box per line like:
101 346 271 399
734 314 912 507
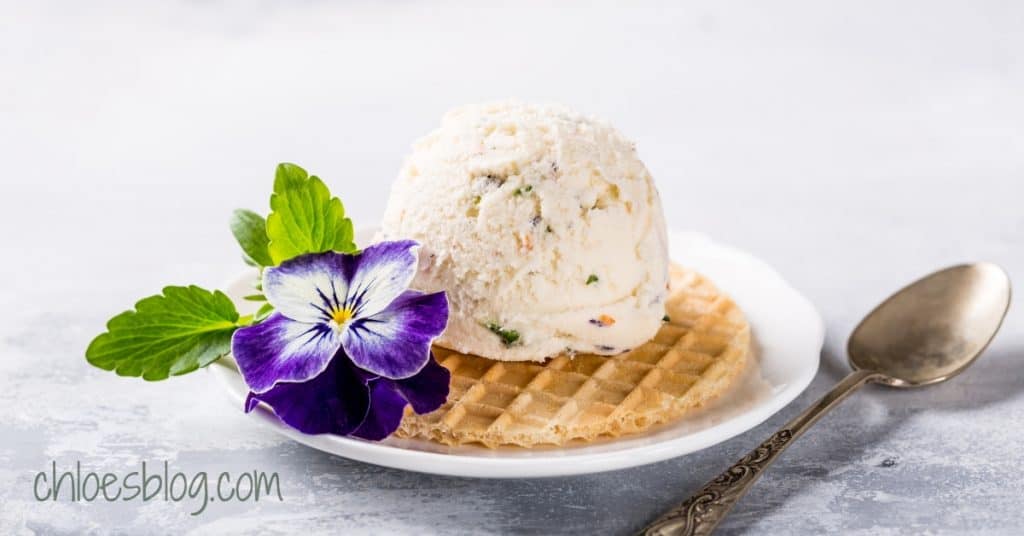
639 263 1012 536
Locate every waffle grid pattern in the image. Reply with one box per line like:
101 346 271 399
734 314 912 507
395 266 750 448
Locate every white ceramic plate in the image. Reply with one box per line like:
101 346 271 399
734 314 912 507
210 230 823 478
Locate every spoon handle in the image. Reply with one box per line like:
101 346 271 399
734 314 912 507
638 369 879 536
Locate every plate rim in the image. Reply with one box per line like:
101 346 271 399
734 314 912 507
209 229 824 478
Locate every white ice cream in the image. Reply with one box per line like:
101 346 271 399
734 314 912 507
381 102 669 361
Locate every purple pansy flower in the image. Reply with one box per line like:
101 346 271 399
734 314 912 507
231 240 450 440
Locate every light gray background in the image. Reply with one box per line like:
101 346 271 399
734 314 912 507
2 1 1022 534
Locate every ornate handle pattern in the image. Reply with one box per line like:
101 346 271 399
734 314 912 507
639 430 793 536
637 369 879 536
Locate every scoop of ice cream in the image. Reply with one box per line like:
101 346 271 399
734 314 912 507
381 102 669 361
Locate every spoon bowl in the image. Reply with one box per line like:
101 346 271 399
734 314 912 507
848 263 1012 387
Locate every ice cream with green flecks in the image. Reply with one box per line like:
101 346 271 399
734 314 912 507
381 101 669 362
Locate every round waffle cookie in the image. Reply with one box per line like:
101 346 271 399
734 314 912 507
395 265 750 448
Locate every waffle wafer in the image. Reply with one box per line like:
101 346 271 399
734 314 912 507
395 265 750 448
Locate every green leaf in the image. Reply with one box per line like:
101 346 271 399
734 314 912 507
254 302 275 322
273 162 309 190
86 286 241 381
266 163 356 264
230 209 274 267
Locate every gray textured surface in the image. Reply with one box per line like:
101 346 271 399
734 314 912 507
2 1 1023 534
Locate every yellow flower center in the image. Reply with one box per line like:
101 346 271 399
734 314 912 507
331 307 355 326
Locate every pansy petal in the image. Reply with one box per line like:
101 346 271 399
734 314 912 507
232 312 341 393
263 252 351 323
395 354 451 414
341 290 449 379
244 394 262 413
244 354 370 435
350 379 407 441
347 240 420 318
